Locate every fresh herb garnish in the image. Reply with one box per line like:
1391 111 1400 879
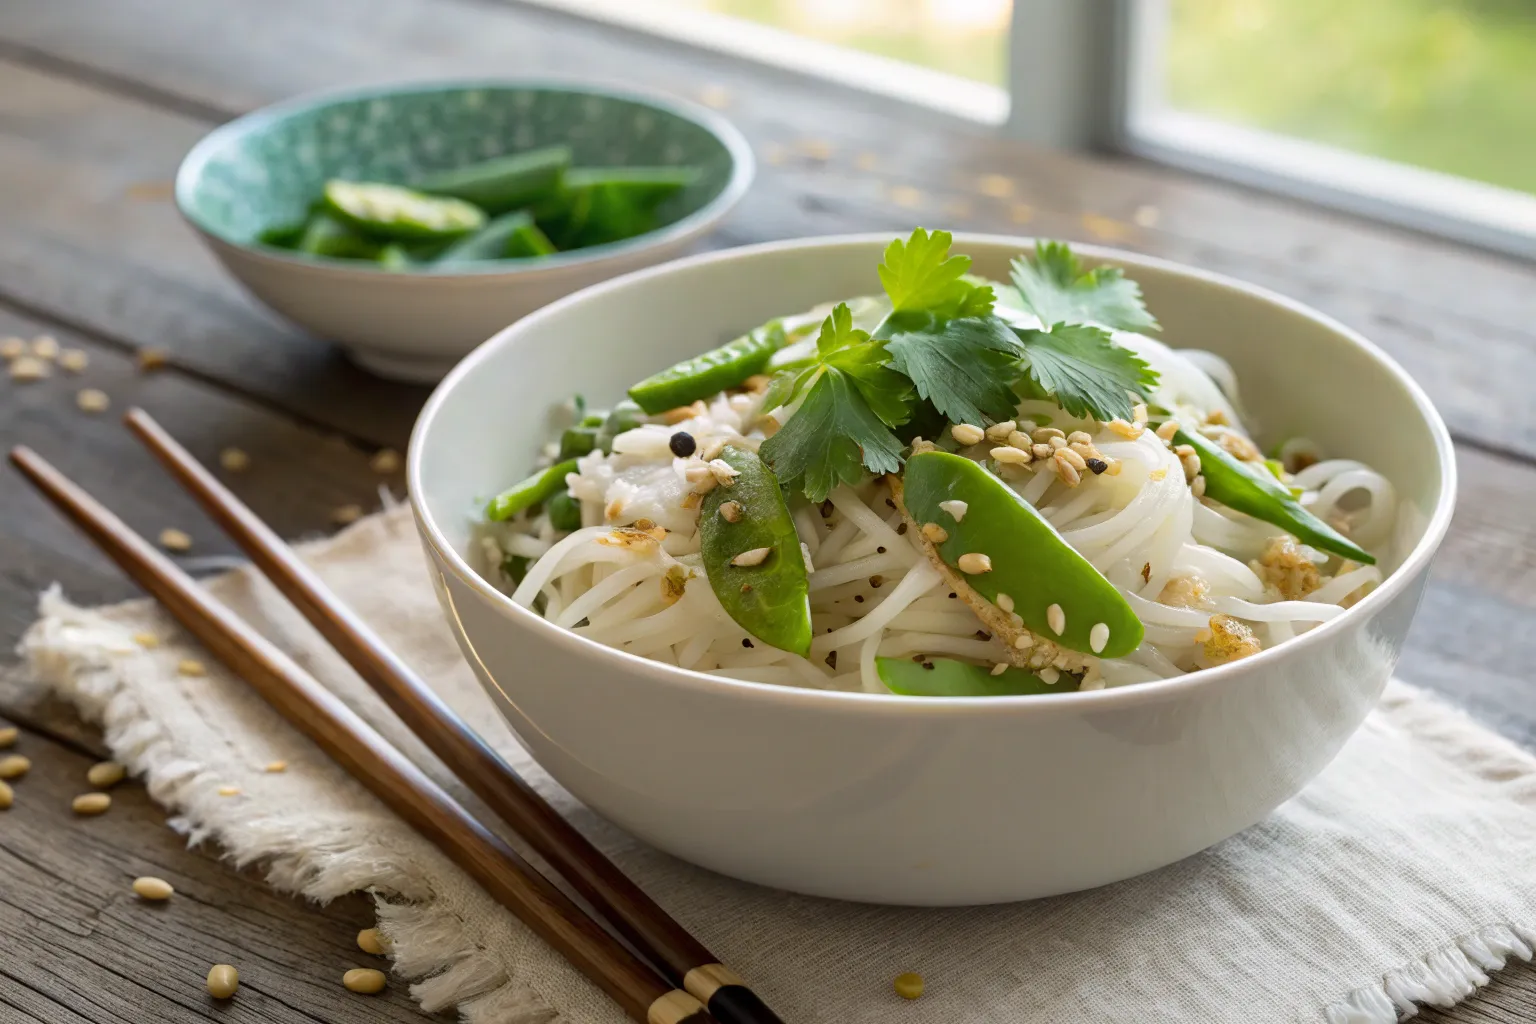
1010 240 1160 334
759 303 911 502
883 314 1023 426
1014 324 1158 422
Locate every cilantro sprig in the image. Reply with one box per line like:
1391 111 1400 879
757 229 1161 500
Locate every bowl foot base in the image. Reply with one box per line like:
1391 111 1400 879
344 347 462 383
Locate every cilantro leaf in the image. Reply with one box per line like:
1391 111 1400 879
881 311 1023 426
1014 324 1158 421
758 303 912 501
759 371 906 503
1010 241 1159 333
879 228 995 317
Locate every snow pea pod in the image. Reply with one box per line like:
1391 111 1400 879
485 458 579 522
877 657 1077 697
901 450 1143 658
435 211 541 264
558 426 600 460
413 145 571 214
1175 428 1375 564
596 400 645 451
546 490 583 531
698 443 812 656
297 214 382 259
323 181 486 242
628 321 787 414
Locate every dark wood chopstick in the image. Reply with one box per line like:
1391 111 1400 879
8 444 716 1024
120 410 783 1024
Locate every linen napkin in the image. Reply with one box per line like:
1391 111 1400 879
17 505 1536 1024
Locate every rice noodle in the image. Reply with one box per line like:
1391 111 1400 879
474 304 1400 696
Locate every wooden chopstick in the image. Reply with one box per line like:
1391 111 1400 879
121 409 784 1024
8 444 716 1024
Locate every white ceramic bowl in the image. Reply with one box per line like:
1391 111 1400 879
408 234 1456 905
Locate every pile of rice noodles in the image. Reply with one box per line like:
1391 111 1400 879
478 301 1403 694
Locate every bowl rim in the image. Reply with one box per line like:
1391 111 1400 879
408 232 1458 717
174 77 756 280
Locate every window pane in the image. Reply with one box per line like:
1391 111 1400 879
1162 0 1536 196
634 0 1011 86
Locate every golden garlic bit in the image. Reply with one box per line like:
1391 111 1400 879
132 876 175 900
0 779 13 810
356 927 388 955
133 632 160 649
893 972 925 1000
263 760 288 773
206 964 239 999
72 792 112 815
178 659 207 677
0 724 17 748
58 348 89 373
217 786 241 797
0 336 25 359
159 527 194 552
86 760 126 788
342 967 387 994
76 388 111 413
0 754 30 779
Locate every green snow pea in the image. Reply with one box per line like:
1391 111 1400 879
500 553 531 586
296 214 383 259
901 450 1143 658
413 145 571 214
698 443 812 657
546 490 584 531
877 657 1078 697
257 221 307 249
595 400 645 451
558 426 600 460
377 244 414 271
1175 428 1374 564
533 166 698 248
485 458 579 522
322 180 486 242
628 321 787 414
506 218 557 258
435 211 540 264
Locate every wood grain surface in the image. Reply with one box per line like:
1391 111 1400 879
0 0 1532 1020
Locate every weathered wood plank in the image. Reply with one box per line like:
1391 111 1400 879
1 0 1534 456
0 304 397 653
0 722 439 1023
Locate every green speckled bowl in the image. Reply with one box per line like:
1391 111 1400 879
176 80 753 381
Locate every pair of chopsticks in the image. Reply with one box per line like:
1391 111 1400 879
11 409 783 1024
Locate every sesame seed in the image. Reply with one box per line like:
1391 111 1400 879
1048 436 1068 450
1067 431 1092 445
950 423 985 446
707 458 739 487
1156 421 1179 442
996 593 1014 612
158 528 193 552
731 546 772 567
370 449 401 474
717 500 743 522
0 337 24 359
1040 667 1060 685
920 522 949 544
132 632 159 648
1192 474 1207 498
59 349 89 373
76 388 110 413
178 659 206 676
1047 603 1066 635
219 447 250 472
218 786 241 797
1053 451 1082 487
32 335 59 359
1031 443 1054 461
990 445 1031 465
1032 427 1065 443
1182 453 1202 480
1090 622 1110 653
991 662 1009 676
957 552 992 574
938 499 968 522
1013 634 1034 649
9 356 48 381
1057 447 1087 471
264 760 287 773
700 438 727 461
332 504 364 525
984 421 1017 442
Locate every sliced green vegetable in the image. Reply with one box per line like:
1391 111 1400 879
1176 428 1375 564
595 400 645 451
377 244 413 271
546 490 583 531
435 211 540 264
322 180 486 242
901 450 1143 658
501 553 531 586
413 145 571 214
558 426 600 460
256 222 307 249
877 657 1078 696
485 458 579 522
297 214 383 259
504 218 558 258
698 444 812 657
628 321 787 414
534 166 698 249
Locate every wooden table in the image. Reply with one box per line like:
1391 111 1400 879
1 1 1532 1020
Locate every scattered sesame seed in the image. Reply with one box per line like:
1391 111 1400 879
950 423 985 446
985 420 1016 442
1013 634 1034 649
938 499 969 522
1104 458 1123 476
369 448 401 474
990 445 1031 465
86 761 126 787
1067 430 1093 445
921 660 936 671
58 349 89 373
991 662 1009 676
332 504 363 525
0 337 24 359
72 792 111 815
264 760 287 773
1032 426 1065 443
920 523 948 544
1156 421 1179 442
219 447 250 472
178 659 206 677
731 546 772 567
218 786 241 797
0 755 30 779
0 726 16 748
717 500 743 523
996 593 1015 613
1056 447 1087 471
1192 474 1207 498
133 632 160 649
1090 622 1111 654
957 552 992 575
158 528 193 552
31 335 59 359
9 356 48 381
1040 667 1061 685
1031 443 1054 461
707 458 739 487
76 388 110 413
1053 451 1082 487
137 347 170 372
1047 603 1066 635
